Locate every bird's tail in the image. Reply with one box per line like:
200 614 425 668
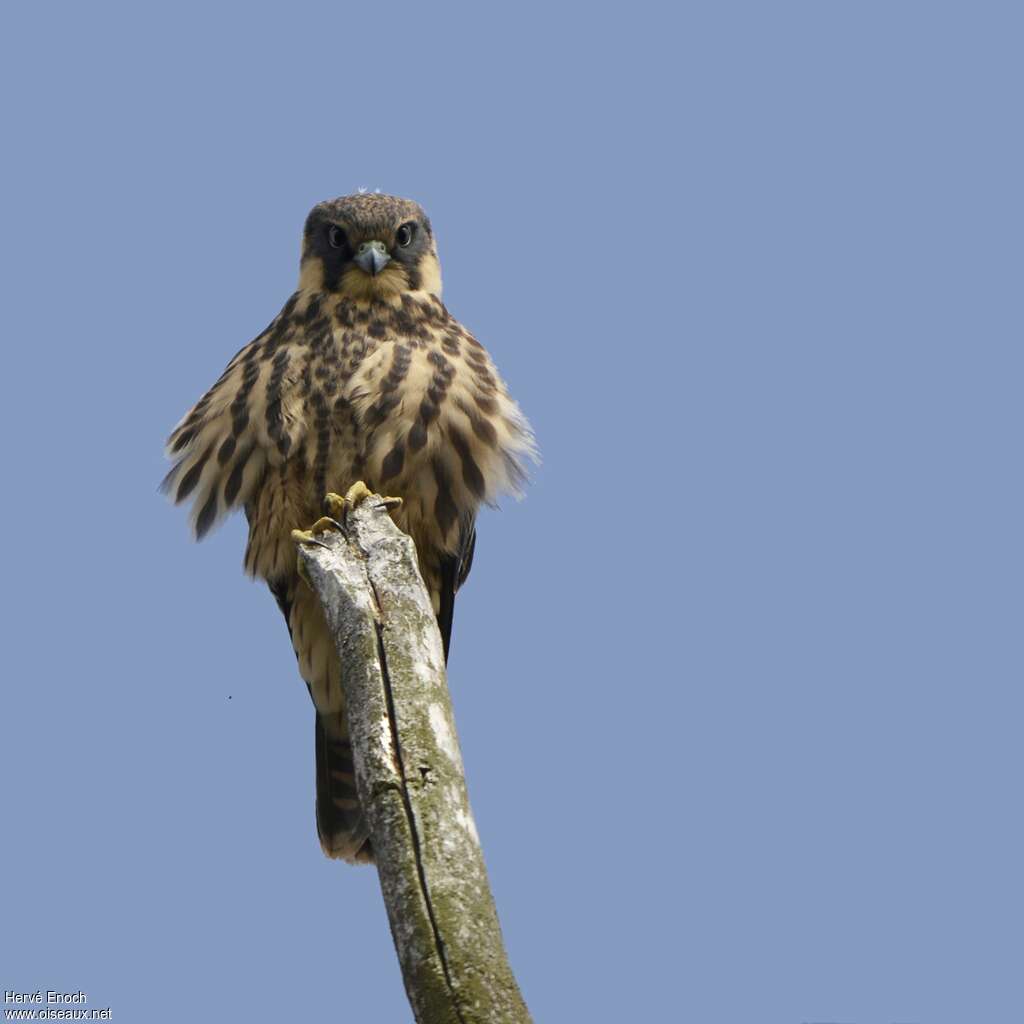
315 714 373 863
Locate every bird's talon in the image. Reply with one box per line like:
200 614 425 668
291 528 331 549
292 513 340 545
344 480 375 507
323 492 347 519
325 481 397 527
303 516 342 536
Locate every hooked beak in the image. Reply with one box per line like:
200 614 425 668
354 240 391 276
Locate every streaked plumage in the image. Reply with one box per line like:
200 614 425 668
164 194 535 862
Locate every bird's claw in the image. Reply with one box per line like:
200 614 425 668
324 481 402 529
292 515 347 586
293 483 403 584
343 480 375 508
291 517 343 548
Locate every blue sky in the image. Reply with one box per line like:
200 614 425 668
2 3 1021 1021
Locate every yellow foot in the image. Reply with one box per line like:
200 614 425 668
292 515 346 585
290 516 342 547
292 483 404 584
324 481 403 524
343 480 374 508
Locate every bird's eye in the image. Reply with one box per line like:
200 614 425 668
396 222 416 248
328 226 345 249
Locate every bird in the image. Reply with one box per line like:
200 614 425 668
163 193 535 863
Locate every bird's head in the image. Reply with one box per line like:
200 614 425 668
299 193 442 301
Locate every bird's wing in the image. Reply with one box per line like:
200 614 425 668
437 514 477 662
161 293 308 539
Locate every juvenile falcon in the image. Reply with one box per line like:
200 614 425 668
163 193 535 863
